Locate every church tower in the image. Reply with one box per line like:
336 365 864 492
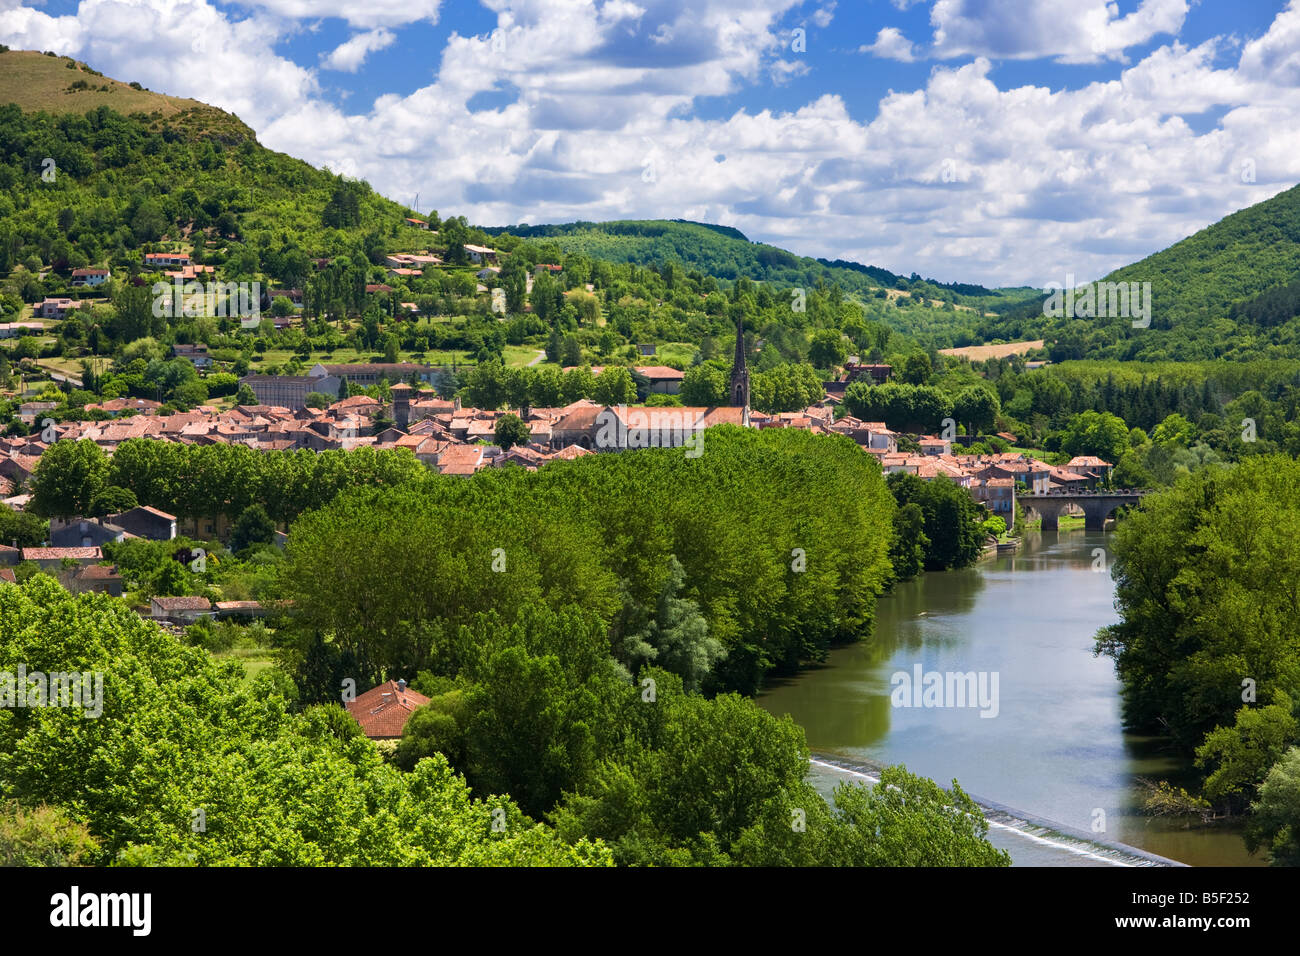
728 312 750 410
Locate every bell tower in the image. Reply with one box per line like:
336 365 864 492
728 313 749 409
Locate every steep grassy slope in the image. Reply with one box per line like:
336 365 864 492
0 49 216 121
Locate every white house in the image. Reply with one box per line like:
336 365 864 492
71 267 110 287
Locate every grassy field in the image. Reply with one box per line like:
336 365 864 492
939 340 1045 360
211 647 277 682
505 344 544 367
248 346 478 371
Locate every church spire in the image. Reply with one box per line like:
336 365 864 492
729 310 750 409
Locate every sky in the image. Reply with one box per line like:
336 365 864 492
1 0 1298 287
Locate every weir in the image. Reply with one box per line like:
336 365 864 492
809 753 1188 868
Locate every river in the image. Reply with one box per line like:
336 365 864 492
758 529 1263 867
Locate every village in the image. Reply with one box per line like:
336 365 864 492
0 350 1115 617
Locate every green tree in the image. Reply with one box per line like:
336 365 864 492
954 386 1000 437
808 328 848 368
230 503 277 553
680 364 728 406
593 366 636 406
1195 695 1298 812
1061 410 1130 463
88 485 137 518
0 802 99 866
1151 412 1197 448
494 413 531 451
30 440 109 518
889 501 928 581
900 351 931 385
1246 747 1300 866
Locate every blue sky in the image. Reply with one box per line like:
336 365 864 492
3 0 1299 286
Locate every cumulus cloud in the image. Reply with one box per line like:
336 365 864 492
810 2 835 28
226 0 442 30
929 0 1191 63
861 26 916 62
2 0 1300 286
321 28 395 72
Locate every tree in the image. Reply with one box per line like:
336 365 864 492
593 366 636 406
1151 412 1196 448
383 333 399 364
1097 456 1300 753
1061 410 1129 463
559 334 582 368
494 413 531 451
612 556 721 692
322 176 364 228
88 485 137 518
395 689 471 770
980 514 1006 540
680 364 728 406
808 329 848 368
900 351 931 385
30 440 108 518
235 384 258 405
230 503 276 553
887 472 983 571
0 576 606 866
0 505 48 548
1246 747 1300 866
732 768 1010 867
954 386 1000 437
0 802 98 866
1195 695 1298 812
889 501 928 581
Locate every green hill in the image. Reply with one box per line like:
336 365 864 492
483 218 1018 304
0 47 433 285
981 182 1300 362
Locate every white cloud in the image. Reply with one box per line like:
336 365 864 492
769 57 809 83
321 28 395 72
861 26 916 62
929 0 1190 63
225 1 442 30
3 0 1300 287
811 3 835 28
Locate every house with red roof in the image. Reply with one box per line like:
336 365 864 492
346 679 430 739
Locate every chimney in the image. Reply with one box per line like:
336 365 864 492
397 678 407 693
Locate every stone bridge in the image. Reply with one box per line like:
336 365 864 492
1019 489 1149 531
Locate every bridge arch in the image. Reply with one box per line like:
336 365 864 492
1019 490 1148 532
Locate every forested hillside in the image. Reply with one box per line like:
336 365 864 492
982 183 1300 362
483 218 1034 307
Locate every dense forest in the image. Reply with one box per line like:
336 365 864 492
1097 456 1300 865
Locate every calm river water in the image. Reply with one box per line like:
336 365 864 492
758 529 1262 867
